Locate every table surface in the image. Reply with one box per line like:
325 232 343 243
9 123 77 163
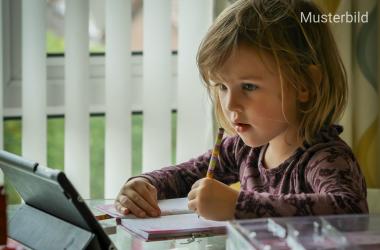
8 199 227 250
8 200 380 249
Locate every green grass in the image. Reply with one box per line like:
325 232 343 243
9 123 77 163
3 113 177 204
46 31 65 54
46 30 105 54
3 120 22 204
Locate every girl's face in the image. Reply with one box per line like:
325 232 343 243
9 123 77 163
216 44 299 148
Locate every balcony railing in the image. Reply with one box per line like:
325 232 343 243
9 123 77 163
0 0 215 199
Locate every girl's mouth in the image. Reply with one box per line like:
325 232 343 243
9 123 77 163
233 123 251 133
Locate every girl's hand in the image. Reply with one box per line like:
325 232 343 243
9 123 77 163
115 177 161 218
187 178 239 221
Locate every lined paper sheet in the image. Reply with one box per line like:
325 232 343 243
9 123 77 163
96 198 192 219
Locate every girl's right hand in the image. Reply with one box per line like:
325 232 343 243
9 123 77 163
115 177 161 218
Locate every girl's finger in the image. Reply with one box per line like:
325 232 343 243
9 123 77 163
138 184 160 211
117 194 128 207
114 200 129 215
188 199 197 212
124 197 147 218
187 188 197 201
128 190 160 217
146 184 159 204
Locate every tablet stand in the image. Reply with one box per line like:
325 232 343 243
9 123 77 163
8 204 103 250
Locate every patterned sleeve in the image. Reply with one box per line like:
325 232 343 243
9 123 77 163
133 136 241 199
234 146 368 219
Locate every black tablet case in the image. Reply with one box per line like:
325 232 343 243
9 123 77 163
0 150 116 250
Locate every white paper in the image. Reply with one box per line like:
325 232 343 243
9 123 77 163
96 197 192 218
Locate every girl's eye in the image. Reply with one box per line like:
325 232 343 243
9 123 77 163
216 83 227 91
242 83 258 91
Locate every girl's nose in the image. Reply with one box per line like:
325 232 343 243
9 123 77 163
225 91 243 113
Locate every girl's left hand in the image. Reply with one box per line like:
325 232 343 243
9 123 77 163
187 178 239 221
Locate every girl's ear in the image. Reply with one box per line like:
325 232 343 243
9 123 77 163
298 65 321 102
297 86 309 103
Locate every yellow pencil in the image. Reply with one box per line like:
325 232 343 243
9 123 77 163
95 214 112 221
206 128 224 179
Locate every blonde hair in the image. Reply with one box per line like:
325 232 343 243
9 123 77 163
197 0 347 145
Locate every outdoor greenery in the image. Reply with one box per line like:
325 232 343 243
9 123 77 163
46 31 105 53
4 113 177 204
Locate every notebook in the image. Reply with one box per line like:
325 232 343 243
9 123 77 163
96 198 227 240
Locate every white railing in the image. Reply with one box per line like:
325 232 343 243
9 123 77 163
21 1 47 166
142 0 172 173
1 0 215 199
104 0 133 198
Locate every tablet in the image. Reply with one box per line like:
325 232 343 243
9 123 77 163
0 150 116 249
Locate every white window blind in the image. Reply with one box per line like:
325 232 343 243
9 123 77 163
104 0 133 199
176 0 214 163
64 0 90 198
3 0 216 198
21 0 47 165
142 0 172 172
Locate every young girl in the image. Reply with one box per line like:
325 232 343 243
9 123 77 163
115 0 368 220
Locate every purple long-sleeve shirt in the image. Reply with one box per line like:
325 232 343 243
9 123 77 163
137 125 368 219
